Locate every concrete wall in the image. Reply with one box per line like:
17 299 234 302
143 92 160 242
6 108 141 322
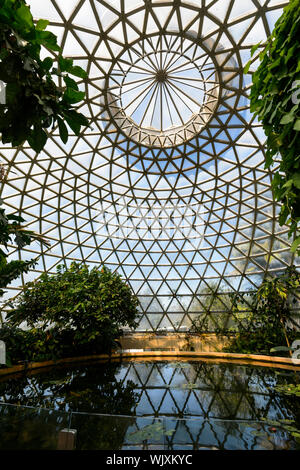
119 332 231 353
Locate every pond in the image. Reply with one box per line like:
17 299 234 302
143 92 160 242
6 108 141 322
0 360 300 450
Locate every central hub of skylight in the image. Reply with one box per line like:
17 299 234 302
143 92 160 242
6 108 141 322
155 69 169 83
106 34 220 148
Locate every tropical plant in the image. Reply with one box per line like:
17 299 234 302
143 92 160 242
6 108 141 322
0 324 59 364
246 0 300 254
0 0 89 153
0 160 51 327
0 202 50 295
225 266 300 355
6 262 140 356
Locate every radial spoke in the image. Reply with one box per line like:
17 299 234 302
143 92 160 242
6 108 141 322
163 37 182 70
148 36 162 70
136 86 160 127
160 82 163 131
129 46 158 73
170 66 203 76
163 83 186 126
166 56 192 76
123 78 157 114
150 84 160 128
144 52 160 73
118 58 155 75
121 78 155 100
168 77 206 92
110 75 154 91
204 69 218 81
166 79 203 110
139 82 160 128
194 53 212 69
162 83 175 127
166 84 196 116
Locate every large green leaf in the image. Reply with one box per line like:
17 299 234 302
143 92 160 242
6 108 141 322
280 111 296 125
293 119 300 131
68 65 88 79
291 236 300 253
57 116 68 144
293 173 300 189
36 19 49 31
63 88 85 104
28 125 48 153
14 2 34 33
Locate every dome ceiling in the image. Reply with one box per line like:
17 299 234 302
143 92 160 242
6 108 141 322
1 0 298 331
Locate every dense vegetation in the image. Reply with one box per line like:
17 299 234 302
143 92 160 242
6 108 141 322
224 267 300 355
0 0 89 152
1 262 140 365
0 199 50 323
247 0 300 254
191 266 300 356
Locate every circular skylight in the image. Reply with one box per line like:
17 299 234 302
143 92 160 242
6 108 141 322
106 34 220 147
1 0 299 332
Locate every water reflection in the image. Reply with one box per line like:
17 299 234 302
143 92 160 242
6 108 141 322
0 361 299 450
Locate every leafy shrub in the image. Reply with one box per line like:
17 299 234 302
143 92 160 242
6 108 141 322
0 325 55 365
224 266 300 355
247 0 300 253
3 262 140 363
190 266 300 355
0 325 126 366
0 202 50 302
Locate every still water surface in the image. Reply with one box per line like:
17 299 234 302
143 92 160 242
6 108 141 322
0 360 299 450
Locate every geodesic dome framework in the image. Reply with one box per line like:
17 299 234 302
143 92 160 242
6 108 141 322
1 0 299 332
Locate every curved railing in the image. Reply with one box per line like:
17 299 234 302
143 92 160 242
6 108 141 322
0 401 298 451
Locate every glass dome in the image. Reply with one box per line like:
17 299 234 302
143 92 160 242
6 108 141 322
1 0 298 332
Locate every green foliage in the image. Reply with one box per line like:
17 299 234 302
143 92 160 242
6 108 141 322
0 324 121 365
247 0 300 253
0 0 89 152
189 266 300 355
0 201 50 302
0 325 60 364
261 418 300 443
224 266 300 355
4 262 140 361
274 384 300 397
127 422 175 444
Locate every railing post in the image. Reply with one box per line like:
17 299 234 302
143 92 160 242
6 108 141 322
0 341 5 365
57 429 77 450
